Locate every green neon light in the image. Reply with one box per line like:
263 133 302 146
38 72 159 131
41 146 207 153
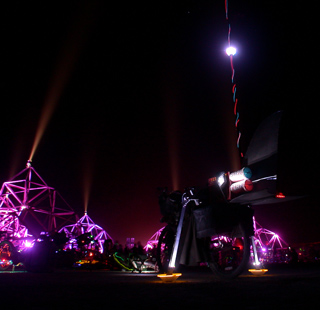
113 253 133 271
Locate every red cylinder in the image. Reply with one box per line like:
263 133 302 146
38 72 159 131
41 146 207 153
230 179 253 194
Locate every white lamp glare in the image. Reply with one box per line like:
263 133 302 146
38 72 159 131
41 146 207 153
226 46 236 56
218 174 225 186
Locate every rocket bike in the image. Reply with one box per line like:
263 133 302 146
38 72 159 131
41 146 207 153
156 187 257 279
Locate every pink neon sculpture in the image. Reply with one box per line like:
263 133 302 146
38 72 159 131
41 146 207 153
252 217 288 263
0 161 78 249
144 226 165 252
59 211 113 253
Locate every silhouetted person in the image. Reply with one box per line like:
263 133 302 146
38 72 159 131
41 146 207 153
289 247 298 264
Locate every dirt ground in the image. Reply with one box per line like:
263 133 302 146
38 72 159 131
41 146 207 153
1 263 319 309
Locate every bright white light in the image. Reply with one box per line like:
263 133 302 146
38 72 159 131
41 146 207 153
226 46 236 56
24 240 34 248
218 174 225 186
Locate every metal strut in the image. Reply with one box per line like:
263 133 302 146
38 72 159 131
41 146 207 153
167 199 187 274
168 192 200 274
251 235 260 267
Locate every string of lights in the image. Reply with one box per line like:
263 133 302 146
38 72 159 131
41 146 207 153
224 0 243 158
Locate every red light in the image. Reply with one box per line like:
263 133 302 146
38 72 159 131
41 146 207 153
234 239 244 250
276 193 286 198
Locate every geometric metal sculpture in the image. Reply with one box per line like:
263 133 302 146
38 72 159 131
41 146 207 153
59 211 113 253
254 217 288 250
0 161 78 249
144 226 164 252
252 217 288 264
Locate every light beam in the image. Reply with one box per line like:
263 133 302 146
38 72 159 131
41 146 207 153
163 77 181 191
28 4 95 162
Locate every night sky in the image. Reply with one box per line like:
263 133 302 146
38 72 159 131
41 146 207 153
2 1 319 246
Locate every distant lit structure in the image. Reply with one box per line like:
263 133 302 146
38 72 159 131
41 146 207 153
252 217 288 264
0 161 77 250
59 211 113 253
126 237 135 249
144 227 164 251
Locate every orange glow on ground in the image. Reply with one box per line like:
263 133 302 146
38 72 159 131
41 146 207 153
157 273 182 282
248 269 268 276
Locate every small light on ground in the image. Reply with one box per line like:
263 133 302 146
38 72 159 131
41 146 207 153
248 269 268 276
157 273 182 282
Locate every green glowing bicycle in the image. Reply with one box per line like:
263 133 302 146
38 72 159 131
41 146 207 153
113 251 159 273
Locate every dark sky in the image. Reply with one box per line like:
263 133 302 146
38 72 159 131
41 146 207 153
2 1 319 246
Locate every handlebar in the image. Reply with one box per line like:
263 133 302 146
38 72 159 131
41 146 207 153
182 187 195 198
182 188 200 206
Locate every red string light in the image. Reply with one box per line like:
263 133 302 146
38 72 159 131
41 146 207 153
225 0 229 19
225 1 242 157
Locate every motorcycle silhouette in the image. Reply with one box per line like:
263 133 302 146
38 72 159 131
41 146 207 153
156 186 256 279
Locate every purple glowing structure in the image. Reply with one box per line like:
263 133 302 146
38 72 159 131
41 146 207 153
59 211 113 253
252 217 288 264
0 161 78 249
144 226 165 252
